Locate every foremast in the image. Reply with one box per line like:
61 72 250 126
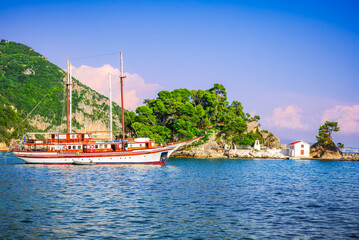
66 59 72 134
120 52 126 151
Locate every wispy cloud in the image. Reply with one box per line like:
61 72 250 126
322 105 359 134
265 105 309 130
71 64 161 110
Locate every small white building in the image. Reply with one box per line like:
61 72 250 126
253 139 260 150
289 141 310 158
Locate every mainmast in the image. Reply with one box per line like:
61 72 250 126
69 63 72 133
109 73 113 141
66 59 70 133
120 52 126 151
66 59 73 134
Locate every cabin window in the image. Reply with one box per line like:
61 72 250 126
100 144 104 149
68 146 72 150
78 145 81 149
95 145 98 149
70 134 78 139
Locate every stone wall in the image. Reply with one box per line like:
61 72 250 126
342 153 359 161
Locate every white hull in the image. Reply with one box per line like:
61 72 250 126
13 145 179 165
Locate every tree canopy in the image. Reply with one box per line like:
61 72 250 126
316 121 340 144
126 84 266 146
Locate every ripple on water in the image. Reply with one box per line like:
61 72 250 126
0 158 359 239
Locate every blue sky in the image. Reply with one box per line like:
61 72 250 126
1 0 359 146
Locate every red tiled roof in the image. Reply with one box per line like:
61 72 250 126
289 141 301 145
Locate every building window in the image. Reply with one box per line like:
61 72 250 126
301 145 304 148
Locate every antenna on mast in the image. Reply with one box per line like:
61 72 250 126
120 52 124 77
120 52 126 151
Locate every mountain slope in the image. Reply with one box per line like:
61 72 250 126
0 40 123 144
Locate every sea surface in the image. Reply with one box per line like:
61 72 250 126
1 154 359 239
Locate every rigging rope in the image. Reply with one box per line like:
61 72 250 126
70 52 121 61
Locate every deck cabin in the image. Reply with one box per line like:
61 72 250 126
20 133 156 153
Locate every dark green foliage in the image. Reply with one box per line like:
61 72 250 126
0 95 33 144
316 121 340 145
0 40 66 127
313 121 340 151
129 83 266 145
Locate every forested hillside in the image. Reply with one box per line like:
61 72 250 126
0 40 278 148
0 40 124 144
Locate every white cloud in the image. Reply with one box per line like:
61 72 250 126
322 105 359 134
71 64 161 110
265 105 308 130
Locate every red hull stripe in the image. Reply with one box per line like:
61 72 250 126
27 163 73 165
94 162 166 165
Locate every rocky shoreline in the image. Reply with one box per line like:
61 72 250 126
172 149 359 161
172 134 359 161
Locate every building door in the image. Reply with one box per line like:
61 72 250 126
301 150 304 155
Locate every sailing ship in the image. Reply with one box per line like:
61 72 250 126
12 53 200 165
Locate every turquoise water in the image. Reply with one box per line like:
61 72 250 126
1 155 359 239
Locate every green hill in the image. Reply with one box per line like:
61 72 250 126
0 39 124 144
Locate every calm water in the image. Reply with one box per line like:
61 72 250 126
1 154 359 239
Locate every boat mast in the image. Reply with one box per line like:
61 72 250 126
66 59 70 133
109 73 113 141
69 63 72 133
120 52 126 151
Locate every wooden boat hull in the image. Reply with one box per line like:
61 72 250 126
13 145 177 165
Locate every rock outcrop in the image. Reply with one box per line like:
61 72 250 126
310 136 343 160
172 132 287 159
244 120 280 148
310 145 342 159
261 131 280 148
173 133 226 158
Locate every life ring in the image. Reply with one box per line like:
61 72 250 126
90 144 94 149
63 145 67 150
